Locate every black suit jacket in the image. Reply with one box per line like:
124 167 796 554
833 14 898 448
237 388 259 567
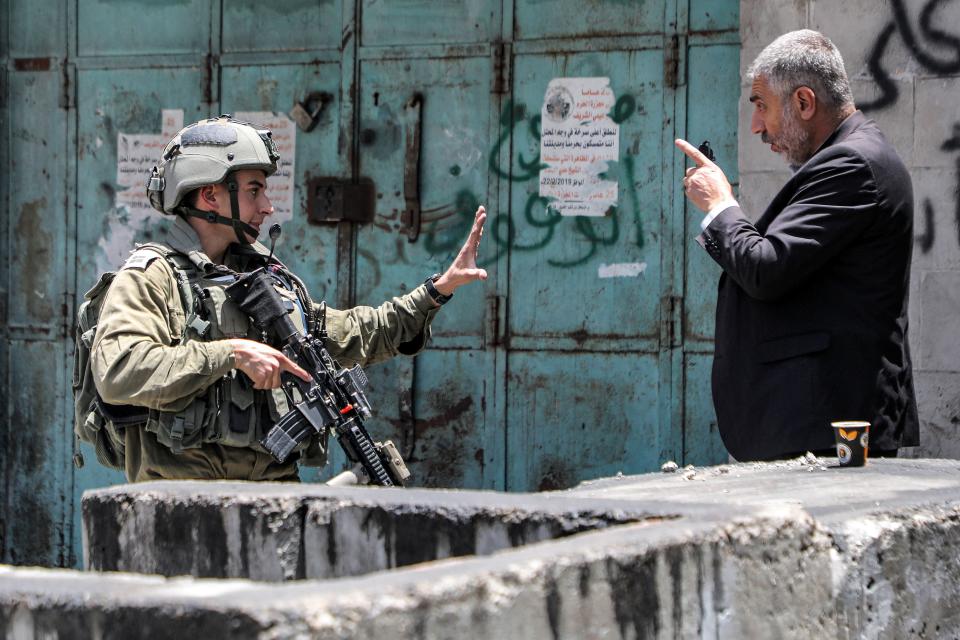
697 111 919 461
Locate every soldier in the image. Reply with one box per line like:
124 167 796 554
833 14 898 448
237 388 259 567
90 115 487 482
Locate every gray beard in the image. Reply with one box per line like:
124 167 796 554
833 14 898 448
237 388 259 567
776 104 814 167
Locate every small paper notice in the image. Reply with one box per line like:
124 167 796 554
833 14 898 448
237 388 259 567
115 109 184 214
539 77 620 217
233 111 297 223
102 109 184 271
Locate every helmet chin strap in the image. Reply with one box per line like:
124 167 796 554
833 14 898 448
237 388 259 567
177 173 257 245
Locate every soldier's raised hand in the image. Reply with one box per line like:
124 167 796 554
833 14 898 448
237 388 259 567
432 205 488 298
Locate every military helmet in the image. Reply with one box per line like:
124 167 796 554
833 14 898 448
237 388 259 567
146 115 280 214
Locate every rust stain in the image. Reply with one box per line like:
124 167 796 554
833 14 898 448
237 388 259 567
385 395 475 488
563 329 655 344
255 78 278 111
419 395 473 434
537 457 576 491
405 396 474 434
14 57 52 71
16 198 54 319
473 447 485 475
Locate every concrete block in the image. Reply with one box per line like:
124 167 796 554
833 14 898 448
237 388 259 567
909 269 921 369
739 0 810 81
738 170 794 222
849 76 915 165
918 271 960 372
83 482 658 581
6 459 960 639
810 0 916 79
907 167 960 273
914 76 960 169
912 370 960 459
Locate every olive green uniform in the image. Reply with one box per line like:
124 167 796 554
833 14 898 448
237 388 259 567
92 216 439 482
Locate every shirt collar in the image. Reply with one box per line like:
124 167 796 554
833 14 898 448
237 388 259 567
166 215 274 272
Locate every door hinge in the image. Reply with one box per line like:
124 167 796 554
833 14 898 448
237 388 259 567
661 294 683 349
492 42 511 95
664 35 680 90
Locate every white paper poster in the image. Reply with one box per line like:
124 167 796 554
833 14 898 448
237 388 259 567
539 77 620 217
115 109 184 214
233 111 297 223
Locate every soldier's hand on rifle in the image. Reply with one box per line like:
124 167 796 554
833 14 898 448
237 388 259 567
228 338 312 390
432 205 488 298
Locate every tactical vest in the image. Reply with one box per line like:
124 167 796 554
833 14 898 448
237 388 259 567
74 242 329 470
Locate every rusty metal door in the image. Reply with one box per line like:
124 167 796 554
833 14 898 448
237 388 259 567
1 0 75 567
1 0 739 567
342 4 506 490
500 1 739 489
343 1 739 492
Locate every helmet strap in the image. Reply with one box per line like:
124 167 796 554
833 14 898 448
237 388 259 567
176 174 257 245
225 173 252 245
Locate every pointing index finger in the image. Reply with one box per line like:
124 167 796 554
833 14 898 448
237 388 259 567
280 355 312 382
674 139 712 167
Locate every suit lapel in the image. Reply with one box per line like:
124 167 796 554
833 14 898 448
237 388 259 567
751 111 869 235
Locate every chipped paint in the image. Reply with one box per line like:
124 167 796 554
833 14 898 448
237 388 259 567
598 261 647 278
15 198 54 319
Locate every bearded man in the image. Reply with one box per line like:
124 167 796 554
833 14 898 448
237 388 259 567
675 29 918 461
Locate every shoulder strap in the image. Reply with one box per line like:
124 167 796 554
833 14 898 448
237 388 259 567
134 242 207 339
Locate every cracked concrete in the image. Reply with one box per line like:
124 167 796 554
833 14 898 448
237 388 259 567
2 457 960 638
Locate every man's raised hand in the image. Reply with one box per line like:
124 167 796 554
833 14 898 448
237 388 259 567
675 139 734 213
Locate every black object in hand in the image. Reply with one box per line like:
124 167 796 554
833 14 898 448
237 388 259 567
698 140 716 162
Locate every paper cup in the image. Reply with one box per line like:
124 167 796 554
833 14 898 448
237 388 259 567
831 421 870 467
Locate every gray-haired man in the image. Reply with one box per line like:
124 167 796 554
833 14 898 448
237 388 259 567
675 29 918 461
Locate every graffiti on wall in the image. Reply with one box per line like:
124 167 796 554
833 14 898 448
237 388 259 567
861 0 960 254
860 0 960 112
423 95 647 269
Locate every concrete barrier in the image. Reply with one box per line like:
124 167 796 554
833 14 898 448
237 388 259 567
3 457 960 639
82 482 662 580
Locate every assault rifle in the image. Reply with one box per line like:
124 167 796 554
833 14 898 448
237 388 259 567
225 265 410 487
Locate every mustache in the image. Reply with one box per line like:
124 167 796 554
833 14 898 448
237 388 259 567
761 132 771 144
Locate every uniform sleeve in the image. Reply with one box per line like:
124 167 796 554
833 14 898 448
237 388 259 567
321 284 440 368
91 258 235 412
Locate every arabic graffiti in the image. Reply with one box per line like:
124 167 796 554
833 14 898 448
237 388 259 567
860 0 960 112
424 94 644 268
931 123 960 250
861 0 960 254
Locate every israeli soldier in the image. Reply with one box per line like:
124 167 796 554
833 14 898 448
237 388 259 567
90 115 487 482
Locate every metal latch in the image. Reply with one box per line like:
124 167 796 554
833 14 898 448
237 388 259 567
289 91 332 132
306 177 376 224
